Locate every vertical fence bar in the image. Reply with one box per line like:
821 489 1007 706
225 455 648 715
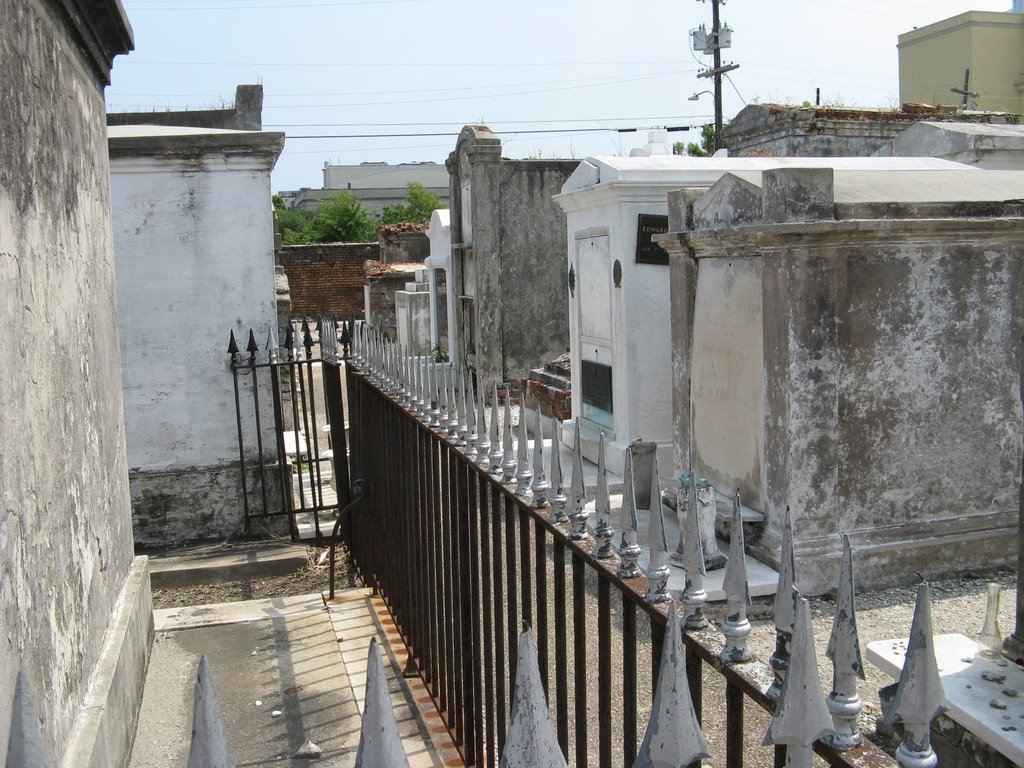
491 483 507 754
503 495 519 717
726 679 744 768
622 597 638 766
456 456 476 763
534 518 549 699
598 576 612 768
571 552 587 768
519 506 532 629
553 539 569 758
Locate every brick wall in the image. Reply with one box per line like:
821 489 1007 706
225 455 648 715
279 242 379 319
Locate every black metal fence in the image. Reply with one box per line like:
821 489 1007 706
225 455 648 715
342 360 896 768
228 319 351 540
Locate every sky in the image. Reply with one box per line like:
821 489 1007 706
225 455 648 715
106 0 1015 194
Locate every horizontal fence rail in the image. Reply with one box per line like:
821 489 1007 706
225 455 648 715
342 345 899 768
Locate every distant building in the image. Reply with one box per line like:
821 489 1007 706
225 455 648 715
282 161 450 216
899 8 1024 114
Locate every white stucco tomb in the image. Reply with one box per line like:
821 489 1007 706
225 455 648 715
424 208 456 361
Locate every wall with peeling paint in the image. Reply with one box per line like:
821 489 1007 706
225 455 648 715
663 167 1024 593
0 1 153 764
108 126 285 545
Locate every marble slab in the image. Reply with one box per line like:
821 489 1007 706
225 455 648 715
866 632 1024 766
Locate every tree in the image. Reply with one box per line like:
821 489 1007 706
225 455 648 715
379 182 443 226
309 191 377 243
273 194 316 244
672 124 717 157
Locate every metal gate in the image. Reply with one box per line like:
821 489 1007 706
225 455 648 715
227 317 353 542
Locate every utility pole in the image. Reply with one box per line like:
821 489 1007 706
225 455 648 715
694 0 738 151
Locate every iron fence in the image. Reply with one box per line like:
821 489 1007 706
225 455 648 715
342 352 898 768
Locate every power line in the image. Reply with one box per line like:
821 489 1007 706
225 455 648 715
283 125 704 140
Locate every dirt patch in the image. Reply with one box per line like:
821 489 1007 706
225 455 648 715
151 545 362 609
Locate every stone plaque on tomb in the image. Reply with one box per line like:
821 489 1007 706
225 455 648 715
635 214 669 265
577 235 612 341
690 257 765 509
581 359 613 430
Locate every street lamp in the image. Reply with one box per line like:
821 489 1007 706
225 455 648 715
688 90 713 101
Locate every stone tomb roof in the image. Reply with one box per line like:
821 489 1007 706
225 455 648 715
559 154 970 195
688 168 1024 231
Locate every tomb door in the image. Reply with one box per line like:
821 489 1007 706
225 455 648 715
575 234 614 432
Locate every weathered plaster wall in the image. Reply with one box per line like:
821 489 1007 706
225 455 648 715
447 127 575 387
109 128 284 545
663 168 1024 592
0 1 152 764
498 161 576 382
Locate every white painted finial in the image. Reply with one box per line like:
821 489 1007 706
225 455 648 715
501 388 517 482
825 533 865 750
568 419 589 540
763 594 835 767
499 631 567 768
356 639 411 768
768 505 797 702
720 490 752 663
548 416 568 522
680 470 708 630
617 449 642 578
594 432 614 558
885 582 948 768
187 656 236 768
489 381 504 472
515 396 533 497
644 451 671 604
530 403 550 507
634 604 711 767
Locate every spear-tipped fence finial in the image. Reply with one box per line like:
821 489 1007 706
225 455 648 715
246 328 259 364
763 594 835 768
454 367 468 447
826 533 865 751
355 639 412 768
548 416 568 522
568 418 589 540
475 379 491 467
594 432 614 558
644 451 671 604
428 362 441 427
227 329 242 366
448 365 462 443
489 381 504 473
720 490 752 664
498 630 567 768
530 403 550 507
885 582 948 768
617 449 642 579
266 326 279 364
187 656 236 768
634 604 711 768
464 369 478 457
515 395 533 497
680 470 709 629
501 387 517 483
768 505 798 702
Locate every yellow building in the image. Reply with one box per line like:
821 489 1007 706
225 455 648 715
899 10 1024 114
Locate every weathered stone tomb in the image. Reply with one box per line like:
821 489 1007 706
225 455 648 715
659 166 1024 592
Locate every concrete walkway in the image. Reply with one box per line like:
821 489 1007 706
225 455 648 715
130 589 461 767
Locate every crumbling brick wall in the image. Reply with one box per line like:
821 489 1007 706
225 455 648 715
279 242 379 319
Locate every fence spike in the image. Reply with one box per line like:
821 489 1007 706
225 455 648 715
355 639 411 768
501 389 517 483
454 368 468 446
428 362 441 427
301 318 314 353
768 505 798 702
530 403 550 507
447 365 462 443
634 604 711 768
644 451 671 604
227 329 240 355
246 329 259 359
548 415 568 522
720 490 752 663
594 431 614 557
670 471 690 569
489 381 505 473
187 656 236 768
826 533 865 750
617 449 642 578
5 671 47 768
464 369 478 456
475 379 491 467
568 418 590 540
885 582 948 768
498 631 567 768
763 594 834 768
515 396 533 497
265 326 278 364
680 470 709 629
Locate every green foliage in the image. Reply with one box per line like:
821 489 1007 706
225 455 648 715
379 182 444 226
686 124 717 157
429 344 449 363
310 191 377 242
273 195 316 244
